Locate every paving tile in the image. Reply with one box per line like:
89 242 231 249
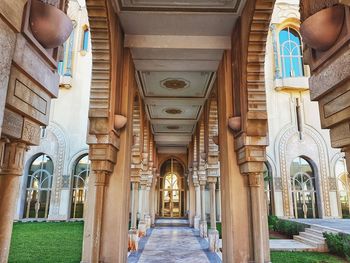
128 225 221 263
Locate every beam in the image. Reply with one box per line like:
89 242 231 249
151 119 196 125
125 35 231 50
133 59 220 72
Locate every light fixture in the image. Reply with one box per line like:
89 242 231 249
114 114 127 130
228 116 241 132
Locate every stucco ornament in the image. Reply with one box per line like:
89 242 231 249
300 5 345 51
30 0 73 49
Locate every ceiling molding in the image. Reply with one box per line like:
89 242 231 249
117 0 241 13
134 59 220 72
125 35 232 50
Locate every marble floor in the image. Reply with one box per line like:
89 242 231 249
128 227 222 263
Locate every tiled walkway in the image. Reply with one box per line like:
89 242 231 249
128 227 221 263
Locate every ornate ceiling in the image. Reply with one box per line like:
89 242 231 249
117 0 240 12
116 0 247 150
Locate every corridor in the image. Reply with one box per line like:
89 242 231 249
128 225 222 263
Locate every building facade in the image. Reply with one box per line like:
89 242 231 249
14 0 92 221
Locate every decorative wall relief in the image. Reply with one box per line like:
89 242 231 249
6 65 51 126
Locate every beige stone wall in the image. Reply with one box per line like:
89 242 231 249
0 20 16 136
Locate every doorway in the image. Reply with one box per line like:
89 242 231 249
159 158 185 218
290 157 319 218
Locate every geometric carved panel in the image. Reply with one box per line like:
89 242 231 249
6 65 51 125
2 108 23 139
22 118 40 145
328 177 337 192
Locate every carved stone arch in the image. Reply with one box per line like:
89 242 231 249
276 124 332 217
131 93 142 167
232 0 275 174
86 0 119 173
158 156 187 176
266 154 277 179
208 99 219 154
199 118 205 160
304 126 332 217
46 122 68 219
67 149 89 179
330 151 346 178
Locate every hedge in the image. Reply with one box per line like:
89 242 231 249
324 232 350 261
268 215 308 238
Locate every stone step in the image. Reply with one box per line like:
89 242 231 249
155 219 190 227
270 239 317 252
310 225 338 234
299 231 326 242
293 236 328 252
305 228 324 237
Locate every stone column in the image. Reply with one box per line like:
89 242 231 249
199 180 207 238
248 172 269 263
194 183 201 229
216 177 222 222
144 184 151 229
138 183 147 237
208 177 219 252
150 174 157 227
90 170 109 262
128 181 139 251
0 141 27 263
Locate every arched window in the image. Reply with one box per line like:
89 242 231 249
335 157 350 218
263 162 274 215
70 155 90 219
279 27 304 78
290 157 318 219
24 154 54 219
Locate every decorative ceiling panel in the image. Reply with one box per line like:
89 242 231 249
118 0 240 12
148 104 201 120
152 124 195 134
138 71 215 98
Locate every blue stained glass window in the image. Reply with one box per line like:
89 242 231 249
279 27 304 78
65 29 75 76
82 28 89 51
58 21 76 77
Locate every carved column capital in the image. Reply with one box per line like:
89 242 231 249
199 179 207 187
207 176 217 184
247 172 263 188
94 170 110 186
0 140 27 176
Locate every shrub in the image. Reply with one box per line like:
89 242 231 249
324 232 350 261
268 215 279 231
268 215 307 238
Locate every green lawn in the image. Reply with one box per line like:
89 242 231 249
9 222 348 263
271 252 347 263
9 222 84 263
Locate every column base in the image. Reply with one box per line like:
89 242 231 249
208 229 220 252
199 220 208 238
194 216 201 230
128 229 139 252
145 215 151 229
138 220 147 237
